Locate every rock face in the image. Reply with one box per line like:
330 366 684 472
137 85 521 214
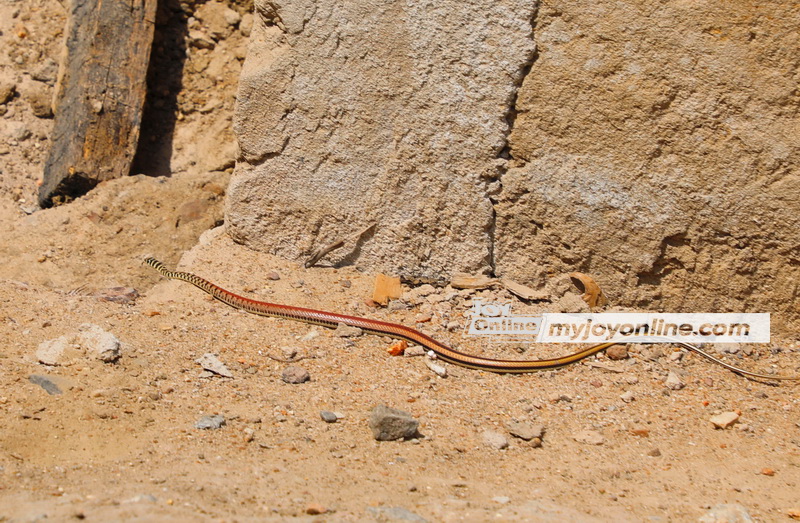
494 2 799 330
229 1 799 329
227 0 536 281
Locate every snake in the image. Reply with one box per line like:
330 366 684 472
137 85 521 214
145 258 798 381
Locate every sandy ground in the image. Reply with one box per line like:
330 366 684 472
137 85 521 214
1 0 800 521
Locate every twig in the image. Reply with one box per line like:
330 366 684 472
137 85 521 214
304 223 376 268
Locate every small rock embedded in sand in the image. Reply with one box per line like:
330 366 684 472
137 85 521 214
574 430 604 445
266 271 280 280
195 414 226 430
506 421 544 442
281 366 310 384
482 430 509 450
698 503 753 523
368 405 418 441
78 324 121 363
334 322 362 337
196 353 233 378
29 374 62 395
36 335 75 365
710 411 740 429
305 503 327 515
620 391 635 403
320 411 338 423
92 287 139 304
424 359 447 377
367 507 428 522
647 448 662 457
665 371 685 390
405 346 426 357
606 345 628 360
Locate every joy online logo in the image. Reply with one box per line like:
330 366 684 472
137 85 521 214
465 301 770 344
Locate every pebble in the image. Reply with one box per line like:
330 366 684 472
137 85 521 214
446 321 461 332
266 271 280 280
482 430 509 450
404 347 426 357
334 322 363 337
620 391 635 403
424 359 447 377
78 324 121 363
710 411 740 429
606 345 628 360
0 80 15 105
36 335 75 365
368 405 419 441
29 374 62 395
492 496 511 504
548 393 572 403
388 300 409 311
506 421 544 441
718 343 741 355
320 411 338 423
664 371 685 390
282 366 310 384
195 414 226 430
305 503 327 515
698 503 753 523
668 350 684 362
647 448 662 457
573 430 604 445
196 353 233 378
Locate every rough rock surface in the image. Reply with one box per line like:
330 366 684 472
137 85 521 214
227 0 536 281
494 2 800 330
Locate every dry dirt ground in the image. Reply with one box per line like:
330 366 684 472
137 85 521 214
1 1 800 522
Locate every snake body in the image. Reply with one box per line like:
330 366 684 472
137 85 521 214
145 258 798 380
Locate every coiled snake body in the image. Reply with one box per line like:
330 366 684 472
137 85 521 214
145 258 798 380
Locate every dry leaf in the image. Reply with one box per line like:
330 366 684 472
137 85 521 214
501 279 549 301
373 273 402 305
569 272 608 308
450 272 498 289
387 340 408 356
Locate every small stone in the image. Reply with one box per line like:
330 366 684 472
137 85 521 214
668 350 684 362
606 345 628 360
641 346 664 361
492 496 511 504
482 430 509 450
760 468 775 476
446 321 461 332
424 359 447 377
698 504 753 523
405 346 426 357
340 279 351 288
320 411 338 423
368 405 419 441
710 411 740 429
647 448 662 457
29 374 62 395
78 324 121 363
36 335 75 365
334 322 363 337
266 271 280 280
548 393 572 403
26 89 53 118
281 366 310 384
718 343 741 355
305 503 327 515
388 300 409 311
415 313 432 323
0 80 15 105
195 414 225 430
665 371 685 390
590 379 603 387
506 421 544 441
196 353 233 378
31 58 58 84
188 30 215 49
573 430 604 445
620 391 635 403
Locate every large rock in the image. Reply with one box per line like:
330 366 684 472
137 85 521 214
495 1 800 331
227 0 536 281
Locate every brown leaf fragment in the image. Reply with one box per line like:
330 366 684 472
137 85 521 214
569 272 608 308
387 340 408 356
373 274 402 305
